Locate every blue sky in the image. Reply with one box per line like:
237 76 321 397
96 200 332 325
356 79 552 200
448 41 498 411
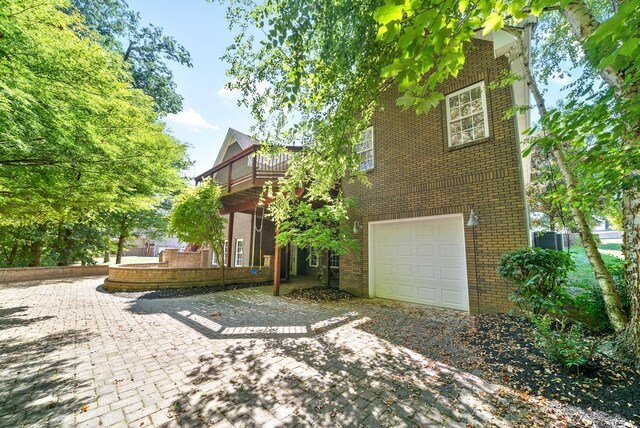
127 1 569 178
128 0 256 178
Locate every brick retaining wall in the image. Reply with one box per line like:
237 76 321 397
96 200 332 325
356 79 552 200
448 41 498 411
104 256 273 292
0 265 110 284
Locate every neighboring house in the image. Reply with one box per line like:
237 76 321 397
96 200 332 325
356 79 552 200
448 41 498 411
196 30 531 314
124 236 186 257
341 33 531 314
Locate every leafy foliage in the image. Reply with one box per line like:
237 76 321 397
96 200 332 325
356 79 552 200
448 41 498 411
498 247 575 316
169 181 226 268
0 0 188 226
530 316 598 373
70 0 193 114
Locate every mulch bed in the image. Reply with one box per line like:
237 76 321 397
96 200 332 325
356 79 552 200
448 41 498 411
285 286 356 302
459 314 640 427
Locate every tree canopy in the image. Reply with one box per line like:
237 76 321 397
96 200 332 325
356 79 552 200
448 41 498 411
169 180 226 268
70 0 193 114
0 0 188 226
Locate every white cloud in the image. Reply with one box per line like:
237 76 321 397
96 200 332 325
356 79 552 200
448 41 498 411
216 85 240 99
166 107 219 132
550 73 573 87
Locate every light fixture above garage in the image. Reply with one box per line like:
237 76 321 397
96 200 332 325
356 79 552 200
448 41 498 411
353 220 363 234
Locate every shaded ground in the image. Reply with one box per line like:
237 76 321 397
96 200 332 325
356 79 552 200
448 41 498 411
1 277 637 427
460 315 640 427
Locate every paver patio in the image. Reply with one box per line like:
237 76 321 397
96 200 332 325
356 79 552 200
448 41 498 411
1 277 553 427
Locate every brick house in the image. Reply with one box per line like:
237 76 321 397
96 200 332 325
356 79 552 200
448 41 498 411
197 30 531 313
340 33 531 314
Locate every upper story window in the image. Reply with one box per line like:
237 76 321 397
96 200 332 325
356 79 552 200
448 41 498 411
357 126 374 171
446 82 489 148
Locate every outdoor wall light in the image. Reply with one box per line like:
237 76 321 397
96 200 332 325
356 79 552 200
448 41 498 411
467 208 479 227
353 220 363 234
466 207 481 314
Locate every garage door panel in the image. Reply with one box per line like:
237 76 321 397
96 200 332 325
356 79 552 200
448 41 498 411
416 266 436 279
417 286 438 302
440 266 463 282
439 244 462 258
416 245 435 257
442 289 464 305
371 215 469 311
396 264 414 278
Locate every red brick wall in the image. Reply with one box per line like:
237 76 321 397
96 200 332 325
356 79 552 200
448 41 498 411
0 265 110 284
104 256 274 292
341 39 529 314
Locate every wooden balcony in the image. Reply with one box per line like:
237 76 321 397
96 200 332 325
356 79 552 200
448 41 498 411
195 144 301 201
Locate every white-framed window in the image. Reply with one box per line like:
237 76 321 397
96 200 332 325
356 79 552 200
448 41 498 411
329 252 339 269
223 240 228 266
446 82 489 147
309 249 318 267
235 239 244 267
357 126 374 171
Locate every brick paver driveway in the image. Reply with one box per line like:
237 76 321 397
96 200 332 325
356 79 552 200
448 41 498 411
1 277 540 428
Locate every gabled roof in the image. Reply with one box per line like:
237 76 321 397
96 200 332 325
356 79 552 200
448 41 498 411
213 128 260 166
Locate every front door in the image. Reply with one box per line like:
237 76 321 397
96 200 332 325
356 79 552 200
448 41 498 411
289 245 298 276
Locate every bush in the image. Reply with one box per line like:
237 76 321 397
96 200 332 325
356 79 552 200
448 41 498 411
498 247 575 316
530 316 598 374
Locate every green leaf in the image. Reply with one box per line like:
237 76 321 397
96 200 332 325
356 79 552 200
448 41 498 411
482 13 504 36
374 4 405 24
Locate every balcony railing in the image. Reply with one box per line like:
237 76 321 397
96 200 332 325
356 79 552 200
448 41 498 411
195 144 301 193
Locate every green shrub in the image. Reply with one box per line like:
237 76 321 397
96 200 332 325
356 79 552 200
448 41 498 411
498 247 575 316
530 316 598 374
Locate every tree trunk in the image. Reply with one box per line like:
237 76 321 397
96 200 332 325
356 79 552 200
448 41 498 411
103 251 111 263
620 189 640 366
560 0 639 354
115 234 125 264
510 28 628 331
29 242 42 267
6 241 18 267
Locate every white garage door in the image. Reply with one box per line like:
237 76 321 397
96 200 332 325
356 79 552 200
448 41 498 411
370 214 469 311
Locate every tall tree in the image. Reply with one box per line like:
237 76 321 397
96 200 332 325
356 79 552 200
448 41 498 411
70 0 193 114
0 0 188 225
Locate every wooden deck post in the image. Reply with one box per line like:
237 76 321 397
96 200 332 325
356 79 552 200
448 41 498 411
226 212 234 268
273 229 280 296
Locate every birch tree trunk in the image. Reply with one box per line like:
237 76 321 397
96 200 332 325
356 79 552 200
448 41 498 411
561 0 639 362
511 29 629 331
620 185 640 364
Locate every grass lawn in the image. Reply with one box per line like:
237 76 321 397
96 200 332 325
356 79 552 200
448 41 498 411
568 245 623 287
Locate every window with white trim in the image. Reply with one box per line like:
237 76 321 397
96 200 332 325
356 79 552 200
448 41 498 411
357 126 374 171
235 239 244 267
309 249 318 267
223 240 228 266
446 82 489 147
329 252 339 269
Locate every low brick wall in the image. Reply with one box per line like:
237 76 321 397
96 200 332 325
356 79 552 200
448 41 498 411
0 265 110 284
159 248 211 268
104 256 273 292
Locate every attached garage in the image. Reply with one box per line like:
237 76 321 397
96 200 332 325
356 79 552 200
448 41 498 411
368 214 470 311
